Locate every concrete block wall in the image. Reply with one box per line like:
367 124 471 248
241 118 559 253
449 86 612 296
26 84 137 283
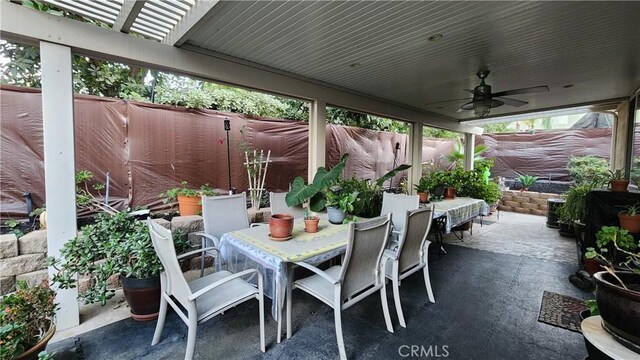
498 190 560 216
0 230 48 295
0 208 272 295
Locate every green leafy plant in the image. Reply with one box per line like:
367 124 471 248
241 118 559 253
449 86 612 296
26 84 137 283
608 169 626 181
558 183 599 223
3 219 24 238
585 298 599 316
75 170 117 214
620 202 640 216
161 181 218 204
414 176 431 193
285 154 350 212
445 137 488 168
516 174 538 190
0 280 57 360
47 211 168 305
586 226 640 289
567 156 610 185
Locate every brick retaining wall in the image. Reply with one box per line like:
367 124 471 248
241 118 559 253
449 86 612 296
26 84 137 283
498 190 560 216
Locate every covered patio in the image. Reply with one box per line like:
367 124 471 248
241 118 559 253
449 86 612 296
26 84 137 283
1 1 639 359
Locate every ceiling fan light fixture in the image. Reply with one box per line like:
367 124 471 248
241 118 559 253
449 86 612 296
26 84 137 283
473 99 492 118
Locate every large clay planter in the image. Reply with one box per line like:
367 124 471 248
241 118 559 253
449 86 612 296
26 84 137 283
177 195 201 216
443 187 456 199
418 192 430 203
269 214 294 238
122 275 161 321
610 180 629 192
593 271 640 350
304 216 320 233
618 212 640 233
16 323 55 360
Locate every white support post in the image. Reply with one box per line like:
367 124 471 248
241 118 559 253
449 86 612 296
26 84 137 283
40 41 79 330
408 123 423 194
308 100 326 181
464 133 475 171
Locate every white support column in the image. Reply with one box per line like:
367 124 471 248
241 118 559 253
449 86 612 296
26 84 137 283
308 100 326 181
408 123 423 194
40 41 79 330
463 133 475 171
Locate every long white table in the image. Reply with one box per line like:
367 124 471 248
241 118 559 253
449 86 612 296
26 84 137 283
431 197 489 233
219 215 349 343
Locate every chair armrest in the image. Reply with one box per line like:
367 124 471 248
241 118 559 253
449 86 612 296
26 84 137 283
177 246 218 260
382 249 397 262
188 268 262 301
192 232 220 248
293 261 339 285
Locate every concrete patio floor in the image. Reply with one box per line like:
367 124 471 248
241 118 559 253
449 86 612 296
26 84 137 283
47 211 589 359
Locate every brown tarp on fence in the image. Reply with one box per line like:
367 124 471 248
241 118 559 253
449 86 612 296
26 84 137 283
0 85 623 218
478 129 613 181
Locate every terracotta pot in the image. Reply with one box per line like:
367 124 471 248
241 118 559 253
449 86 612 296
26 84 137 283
122 275 161 321
304 216 320 233
584 258 601 275
418 192 430 203
177 195 201 216
443 187 456 199
593 271 640 349
610 180 629 192
269 213 294 238
16 323 55 360
618 212 640 233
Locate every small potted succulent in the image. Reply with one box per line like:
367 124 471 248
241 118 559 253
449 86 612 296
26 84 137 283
608 169 629 192
303 209 320 233
161 181 218 216
0 280 57 360
618 202 640 233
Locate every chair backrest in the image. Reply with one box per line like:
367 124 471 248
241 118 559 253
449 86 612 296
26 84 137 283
270 192 305 218
147 219 191 304
397 206 434 272
202 193 250 243
339 214 391 301
380 192 419 234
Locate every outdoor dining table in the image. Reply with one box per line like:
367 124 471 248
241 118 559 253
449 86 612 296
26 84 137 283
219 214 350 343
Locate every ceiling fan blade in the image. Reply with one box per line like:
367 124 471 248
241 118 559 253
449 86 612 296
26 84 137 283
493 85 549 97
463 89 475 94
494 96 528 107
426 98 473 105
459 101 475 111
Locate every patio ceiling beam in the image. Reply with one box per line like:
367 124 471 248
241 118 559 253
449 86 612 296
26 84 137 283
112 1 146 33
162 0 221 46
0 2 482 135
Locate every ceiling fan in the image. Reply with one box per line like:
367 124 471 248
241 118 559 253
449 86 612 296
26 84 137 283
454 71 549 118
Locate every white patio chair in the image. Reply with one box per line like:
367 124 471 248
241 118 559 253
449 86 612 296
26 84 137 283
288 214 394 360
380 192 419 240
270 191 305 218
383 206 435 328
195 193 251 276
147 219 265 360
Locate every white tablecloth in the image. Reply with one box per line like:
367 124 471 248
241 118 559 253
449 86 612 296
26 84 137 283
431 197 489 233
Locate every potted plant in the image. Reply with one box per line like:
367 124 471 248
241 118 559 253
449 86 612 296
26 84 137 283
47 211 189 321
585 226 640 350
303 209 320 233
269 213 294 239
618 202 640 233
516 173 538 191
414 177 431 203
161 181 218 216
286 154 350 212
608 169 629 192
324 183 358 225
0 280 57 360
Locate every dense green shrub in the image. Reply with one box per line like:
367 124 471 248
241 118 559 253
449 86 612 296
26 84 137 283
567 156 609 185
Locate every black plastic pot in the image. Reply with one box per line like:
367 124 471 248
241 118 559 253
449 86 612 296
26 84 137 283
121 275 161 321
593 271 640 352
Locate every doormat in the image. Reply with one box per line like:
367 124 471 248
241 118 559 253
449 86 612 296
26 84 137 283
538 291 587 333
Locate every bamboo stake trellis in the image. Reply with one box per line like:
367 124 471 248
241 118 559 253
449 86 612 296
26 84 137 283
244 149 271 210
